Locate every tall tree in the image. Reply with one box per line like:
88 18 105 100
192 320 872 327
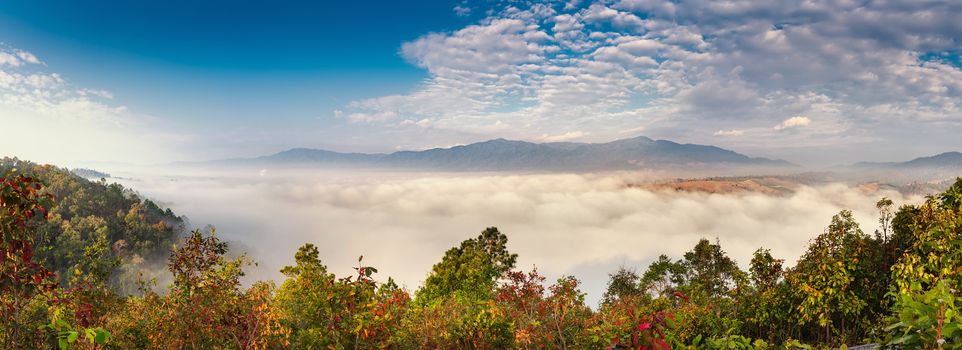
679 238 741 298
789 210 879 345
415 227 517 304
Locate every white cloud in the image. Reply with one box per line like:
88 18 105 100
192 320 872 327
774 116 811 130
0 48 44 67
0 52 21 67
399 18 548 74
540 130 589 142
714 129 744 136
15 50 42 65
454 5 471 17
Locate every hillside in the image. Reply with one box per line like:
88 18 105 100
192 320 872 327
0 157 185 291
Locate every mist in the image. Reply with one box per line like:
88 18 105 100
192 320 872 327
106 165 923 306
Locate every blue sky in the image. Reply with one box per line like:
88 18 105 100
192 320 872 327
1 0 961 165
0 1 469 155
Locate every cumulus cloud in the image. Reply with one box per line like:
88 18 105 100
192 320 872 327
339 0 962 161
774 116 811 130
111 166 923 305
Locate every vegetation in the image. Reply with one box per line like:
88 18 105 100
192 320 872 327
3 156 962 348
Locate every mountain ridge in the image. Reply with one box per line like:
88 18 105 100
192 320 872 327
219 135 795 170
852 151 962 169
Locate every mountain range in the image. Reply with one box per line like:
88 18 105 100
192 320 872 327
852 152 962 169
219 136 794 171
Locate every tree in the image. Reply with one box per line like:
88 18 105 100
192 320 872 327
107 228 290 349
884 280 962 349
494 268 592 349
789 210 879 345
0 169 57 348
741 249 797 342
892 178 962 293
602 266 642 305
679 238 741 298
640 255 686 298
399 227 518 348
275 244 408 348
415 227 517 304
1 157 184 294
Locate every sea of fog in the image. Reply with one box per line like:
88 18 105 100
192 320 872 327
105 166 923 306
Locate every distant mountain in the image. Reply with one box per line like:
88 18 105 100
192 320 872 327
71 168 111 179
221 136 794 170
853 152 962 169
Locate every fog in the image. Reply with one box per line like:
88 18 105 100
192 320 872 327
107 166 923 306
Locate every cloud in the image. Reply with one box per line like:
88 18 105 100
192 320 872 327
453 5 471 17
0 46 181 164
539 130 589 142
338 0 962 159
112 166 924 306
714 129 743 137
15 50 42 65
0 48 43 67
774 116 811 130
399 18 548 74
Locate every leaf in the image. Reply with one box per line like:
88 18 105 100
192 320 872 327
66 331 78 343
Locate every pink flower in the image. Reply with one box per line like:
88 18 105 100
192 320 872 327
638 322 651 331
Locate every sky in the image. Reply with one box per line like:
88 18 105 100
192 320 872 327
1 0 961 166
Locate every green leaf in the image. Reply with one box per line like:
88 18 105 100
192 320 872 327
95 330 109 344
66 331 78 343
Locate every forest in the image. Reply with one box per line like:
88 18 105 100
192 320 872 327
2 156 961 349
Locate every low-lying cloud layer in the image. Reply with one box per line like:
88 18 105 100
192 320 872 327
112 167 922 305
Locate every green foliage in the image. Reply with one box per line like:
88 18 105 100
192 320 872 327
275 244 409 349
884 280 962 349
40 317 110 350
788 210 880 345
680 238 743 298
1 157 184 292
415 227 517 305
603 266 642 304
892 179 962 293
741 250 798 343
640 254 686 297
